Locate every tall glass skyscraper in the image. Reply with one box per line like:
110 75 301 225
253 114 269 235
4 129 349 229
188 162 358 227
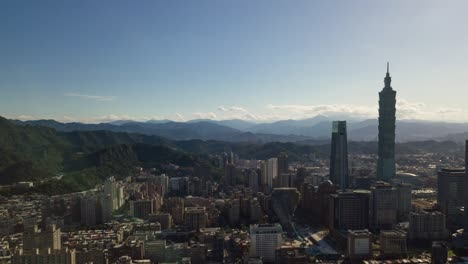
330 120 349 189
377 63 396 181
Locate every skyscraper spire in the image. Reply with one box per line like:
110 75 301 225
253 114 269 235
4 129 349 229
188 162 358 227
384 62 392 88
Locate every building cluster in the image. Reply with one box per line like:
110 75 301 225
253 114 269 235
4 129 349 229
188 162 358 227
2 65 468 263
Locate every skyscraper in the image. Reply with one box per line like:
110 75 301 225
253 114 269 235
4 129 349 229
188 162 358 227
328 190 370 231
377 63 397 181
249 223 283 262
330 121 349 189
437 168 465 217
464 140 468 232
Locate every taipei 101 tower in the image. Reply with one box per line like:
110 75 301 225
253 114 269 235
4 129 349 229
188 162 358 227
377 63 396 181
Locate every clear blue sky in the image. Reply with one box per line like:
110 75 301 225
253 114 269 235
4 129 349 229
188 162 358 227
1 0 468 123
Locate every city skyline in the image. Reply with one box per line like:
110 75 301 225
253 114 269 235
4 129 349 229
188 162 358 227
2 1 468 123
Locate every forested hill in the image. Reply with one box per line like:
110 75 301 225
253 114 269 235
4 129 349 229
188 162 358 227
0 116 462 191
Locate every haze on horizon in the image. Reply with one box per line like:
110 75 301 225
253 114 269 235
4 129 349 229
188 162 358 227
1 0 468 123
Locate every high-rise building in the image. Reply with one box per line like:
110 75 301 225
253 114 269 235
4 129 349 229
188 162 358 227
130 200 154 219
329 121 349 189
22 223 61 253
80 196 97 226
247 169 259 193
395 183 412 221
224 164 237 187
249 223 283 263
408 210 449 240
328 190 370 230
166 197 184 224
100 194 113 223
377 63 397 181
437 168 465 217
277 153 289 175
464 141 468 232
184 207 207 231
370 182 398 230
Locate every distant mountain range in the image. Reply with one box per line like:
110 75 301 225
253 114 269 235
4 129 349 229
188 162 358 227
12 115 468 142
0 115 463 196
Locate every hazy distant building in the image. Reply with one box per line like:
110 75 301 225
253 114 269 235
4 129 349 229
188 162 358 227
261 158 278 192
437 168 465 217
267 158 278 190
330 121 349 189
247 169 260 193
224 164 238 187
249 223 283 263
377 63 397 181
328 190 370 231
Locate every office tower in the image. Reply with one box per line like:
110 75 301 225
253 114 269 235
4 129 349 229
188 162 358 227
328 190 370 230
130 200 154 219
377 63 397 181
329 121 349 189
347 230 372 261
395 183 412 221
437 168 465 217
379 230 407 257
249 223 283 263
80 196 97 226
431 241 448 264
277 153 289 174
184 207 207 231
408 210 449 240
465 140 468 233
371 182 398 230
